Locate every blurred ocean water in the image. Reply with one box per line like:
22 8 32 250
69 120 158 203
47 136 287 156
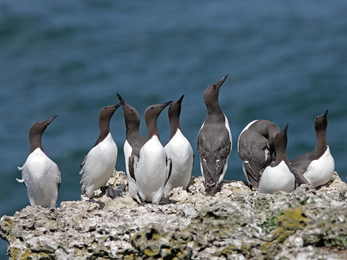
1 0 347 258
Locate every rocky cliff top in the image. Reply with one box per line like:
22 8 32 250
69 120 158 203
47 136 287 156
1 171 347 259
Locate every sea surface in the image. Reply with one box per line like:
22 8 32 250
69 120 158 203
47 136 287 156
1 0 347 258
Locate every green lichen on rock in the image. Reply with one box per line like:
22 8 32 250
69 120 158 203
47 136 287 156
272 207 308 242
277 207 308 230
257 210 280 234
258 207 308 258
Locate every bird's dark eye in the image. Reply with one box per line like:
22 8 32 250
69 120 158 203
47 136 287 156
315 117 318 120
130 109 133 113
170 104 173 107
105 107 108 109
151 107 154 110
36 123 39 126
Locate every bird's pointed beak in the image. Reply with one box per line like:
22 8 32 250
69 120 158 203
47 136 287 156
160 100 173 109
283 124 289 133
117 93 125 104
177 95 184 104
220 74 229 84
215 74 229 90
114 101 124 109
44 114 58 125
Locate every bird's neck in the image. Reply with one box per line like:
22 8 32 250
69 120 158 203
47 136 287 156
205 110 225 125
168 115 181 141
274 151 290 166
146 120 160 142
126 123 141 139
314 129 328 155
94 121 110 147
207 103 223 115
29 135 44 153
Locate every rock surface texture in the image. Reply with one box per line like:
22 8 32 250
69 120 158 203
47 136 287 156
1 171 347 259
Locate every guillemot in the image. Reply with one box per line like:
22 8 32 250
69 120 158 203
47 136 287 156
289 110 335 187
258 124 295 194
17 114 61 208
117 93 145 203
237 120 280 190
80 101 123 208
197 75 232 193
164 95 194 196
135 101 172 204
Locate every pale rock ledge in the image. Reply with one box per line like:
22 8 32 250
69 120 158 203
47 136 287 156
1 171 347 259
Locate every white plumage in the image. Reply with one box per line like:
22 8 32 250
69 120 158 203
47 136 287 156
164 129 193 196
304 146 335 187
80 132 118 198
17 148 61 208
258 161 295 194
136 135 167 204
123 140 141 203
123 140 132 177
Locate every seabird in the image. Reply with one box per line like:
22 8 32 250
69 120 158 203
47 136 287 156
17 114 61 208
197 75 232 193
290 110 335 187
117 93 145 203
80 102 123 208
258 124 295 194
237 120 280 190
164 95 194 196
135 101 172 204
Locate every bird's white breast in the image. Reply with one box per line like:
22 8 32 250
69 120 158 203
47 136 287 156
123 140 132 175
164 129 193 194
137 136 166 181
304 146 335 187
165 129 193 163
22 149 55 181
80 132 118 197
123 139 141 202
136 136 167 202
19 148 61 207
259 161 295 194
84 133 118 169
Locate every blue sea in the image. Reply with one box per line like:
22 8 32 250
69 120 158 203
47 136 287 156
1 0 347 258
